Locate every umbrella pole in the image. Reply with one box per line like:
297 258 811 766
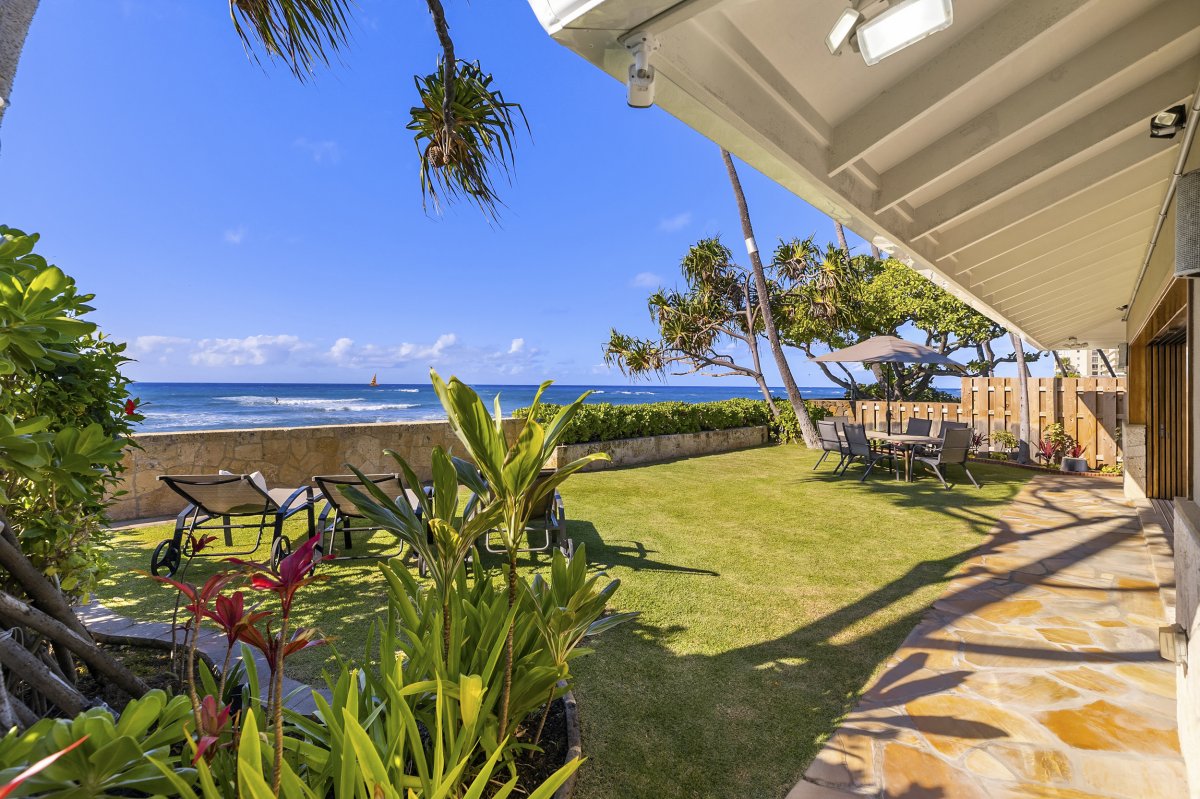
886 363 893 433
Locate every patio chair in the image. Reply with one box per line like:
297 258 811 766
153 473 315 576
917 420 968 456
813 419 849 471
473 468 573 558
838 424 892 483
913 427 981 489
311 473 426 563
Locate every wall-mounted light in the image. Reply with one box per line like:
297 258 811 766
858 0 954 65
825 7 863 55
1151 105 1187 139
827 0 954 66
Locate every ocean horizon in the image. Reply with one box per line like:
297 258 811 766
128 381 961 434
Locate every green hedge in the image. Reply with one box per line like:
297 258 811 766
513 397 829 445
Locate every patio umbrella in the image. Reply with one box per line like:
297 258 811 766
811 335 963 432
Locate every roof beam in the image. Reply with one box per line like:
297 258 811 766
928 145 1174 253
826 0 1092 173
968 220 1154 286
982 243 1146 307
911 59 1197 235
957 196 1161 279
936 169 1168 262
875 0 1200 212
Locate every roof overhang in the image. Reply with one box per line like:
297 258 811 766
530 0 1200 349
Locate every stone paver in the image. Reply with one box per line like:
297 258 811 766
76 600 324 715
788 475 1185 799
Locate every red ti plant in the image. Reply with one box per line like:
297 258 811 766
228 534 328 795
1036 438 1058 464
192 694 232 764
1067 442 1087 459
149 572 232 715
204 591 270 696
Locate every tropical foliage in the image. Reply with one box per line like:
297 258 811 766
514 398 829 445
780 254 1044 400
0 226 138 597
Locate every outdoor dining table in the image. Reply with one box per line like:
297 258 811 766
865 431 944 482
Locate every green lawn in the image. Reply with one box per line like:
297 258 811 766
97 445 1030 799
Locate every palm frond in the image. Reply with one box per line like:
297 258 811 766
408 59 528 220
229 0 353 80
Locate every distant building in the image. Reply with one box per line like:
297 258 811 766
1056 347 1125 378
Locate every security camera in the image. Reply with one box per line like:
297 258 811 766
626 34 658 109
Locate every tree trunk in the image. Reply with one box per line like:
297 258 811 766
743 296 780 417
834 221 850 255
0 589 149 698
0 0 39 131
1010 331 1032 464
0 631 86 716
721 148 819 448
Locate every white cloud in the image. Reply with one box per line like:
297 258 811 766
508 338 525 354
132 335 190 352
223 227 247 245
326 334 457 369
657 211 692 233
190 335 311 367
294 138 341 164
631 272 663 289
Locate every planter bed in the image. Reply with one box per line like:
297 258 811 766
967 455 1122 479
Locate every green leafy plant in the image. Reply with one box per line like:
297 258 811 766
990 430 1019 451
0 226 138 597
1099 463 1123 475
1039 423 1074 464
0 690 194 797
429 372 607 742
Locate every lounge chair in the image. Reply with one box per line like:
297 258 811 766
153 473 315 576
813 419 849 471
839 424 892 483
913 427 981 488
312 473 426 563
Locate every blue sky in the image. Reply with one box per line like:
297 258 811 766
1 0 1042 387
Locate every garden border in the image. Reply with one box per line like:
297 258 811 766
548 425 769 472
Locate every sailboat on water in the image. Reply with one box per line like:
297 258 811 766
369 373 378 387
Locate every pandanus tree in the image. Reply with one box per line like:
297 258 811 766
605 237 781 417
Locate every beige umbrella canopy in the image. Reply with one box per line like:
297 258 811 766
812 335 963 431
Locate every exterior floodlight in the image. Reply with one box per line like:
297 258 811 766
826 7 863 55
1151 104 1187 139
857 0 954 66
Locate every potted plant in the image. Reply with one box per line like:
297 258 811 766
989 429 1019 460
1061 442 1089 473
970 430 988 454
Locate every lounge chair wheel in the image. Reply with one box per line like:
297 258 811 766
150 539 181 577
270 536 291 571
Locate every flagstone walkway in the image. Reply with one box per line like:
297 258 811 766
788 474 1185 799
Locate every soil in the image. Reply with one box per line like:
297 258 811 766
75 643 199 712
515 698 570 791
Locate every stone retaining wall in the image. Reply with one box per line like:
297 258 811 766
548 426 768 472
111 419 525 522
112 420 770 521
810 399 855 418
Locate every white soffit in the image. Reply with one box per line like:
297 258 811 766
532 0 1200 349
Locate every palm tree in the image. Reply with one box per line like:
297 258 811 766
0 0 39 129
2 0 524 218
720 148 820 448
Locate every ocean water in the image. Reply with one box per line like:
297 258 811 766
129 382 861 433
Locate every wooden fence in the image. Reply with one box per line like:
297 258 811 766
854 377 1125 466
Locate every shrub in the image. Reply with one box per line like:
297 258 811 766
0 226 138 597
513 397 828 445
990 430 1019 451
846 383 959 403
